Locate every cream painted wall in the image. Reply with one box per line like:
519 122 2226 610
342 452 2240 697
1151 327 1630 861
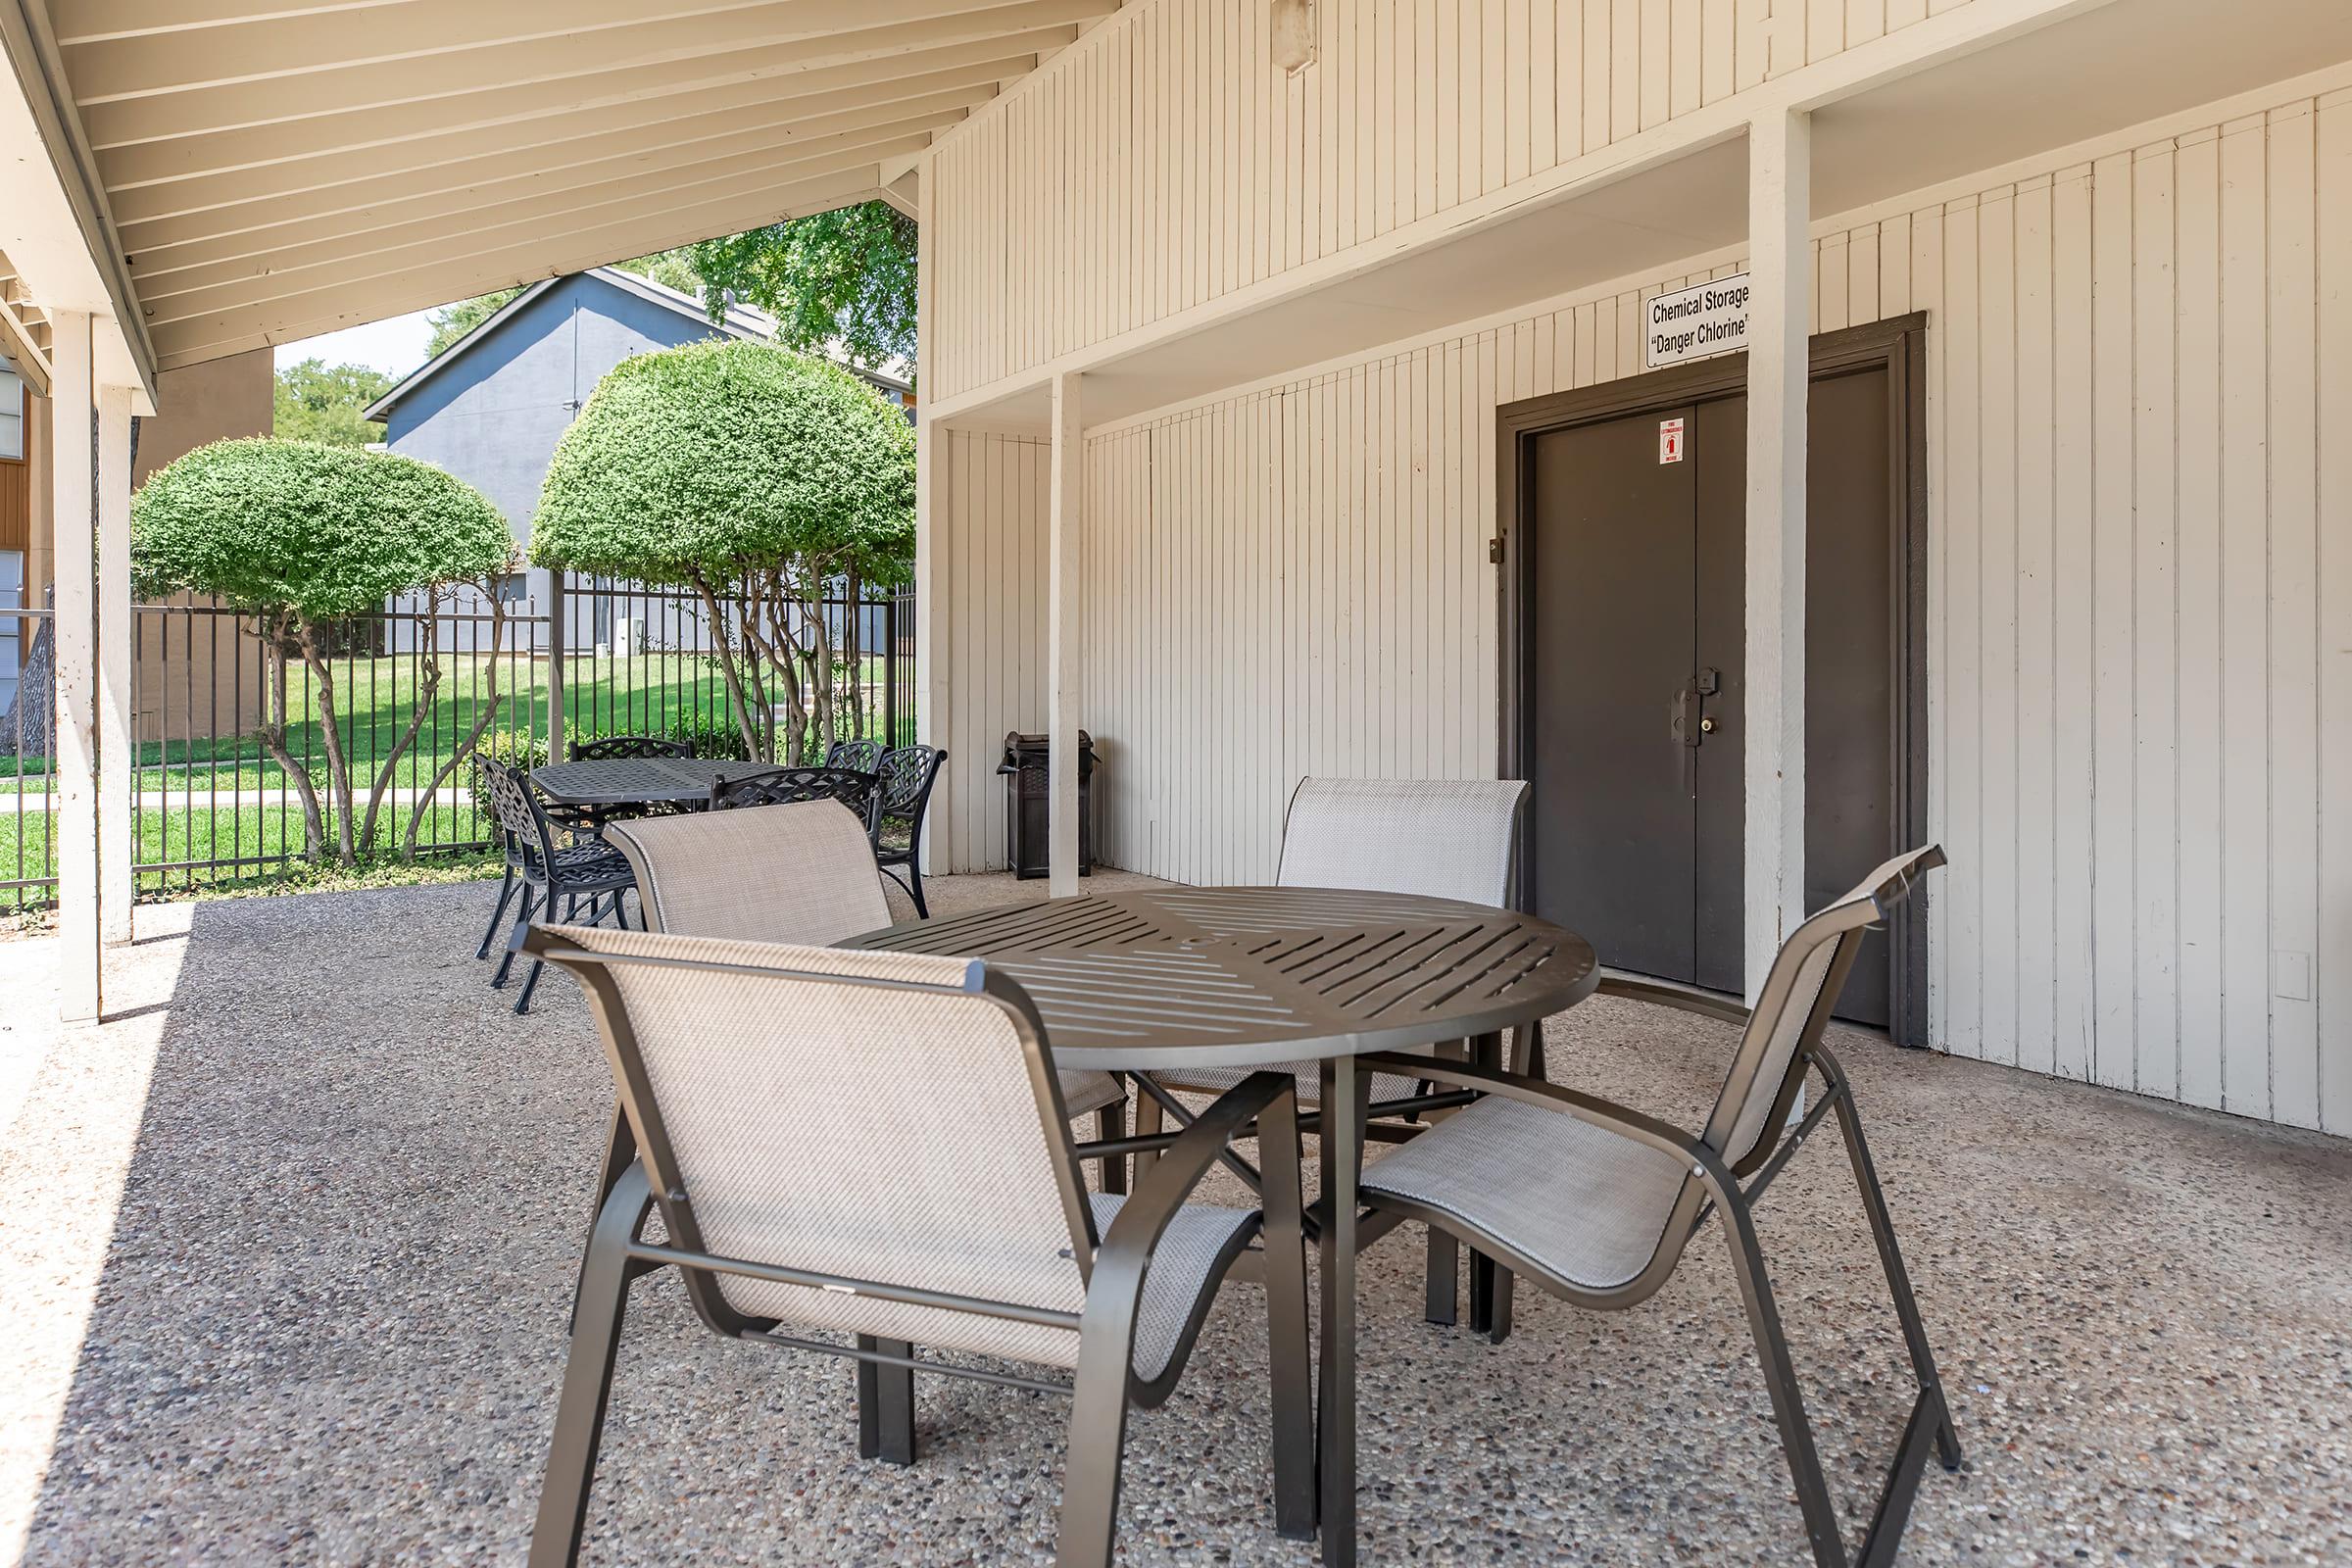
936 78 2352 1134
928 0 1975 401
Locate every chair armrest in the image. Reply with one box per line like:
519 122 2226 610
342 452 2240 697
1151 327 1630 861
1594 971 1753 1026
1354 1051 1714 1174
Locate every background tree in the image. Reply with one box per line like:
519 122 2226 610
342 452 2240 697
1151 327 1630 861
422 288 518 358
131 439 514 865
273 358 394 448
690 202 916 373
531 340 913 762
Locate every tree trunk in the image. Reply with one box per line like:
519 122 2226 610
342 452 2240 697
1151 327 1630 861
405 590 507 858
299 621 359 866
363 593 443 853
690 572 767 760
249 612 327 859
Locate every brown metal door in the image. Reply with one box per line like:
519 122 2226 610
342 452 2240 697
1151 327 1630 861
1690 367 1896 1024
1529 368 1897 1027
1527 406 1699 984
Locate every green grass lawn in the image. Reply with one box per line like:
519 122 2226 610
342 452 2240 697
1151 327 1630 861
0 648 913 911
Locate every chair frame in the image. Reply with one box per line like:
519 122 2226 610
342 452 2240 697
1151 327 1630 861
826 736 887 775
868 745 948 917
472 758 635 1012
521 929 1314 1568
1350 846 1960 1568
708 763 877 820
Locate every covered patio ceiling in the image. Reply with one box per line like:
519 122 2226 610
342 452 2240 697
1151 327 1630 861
20 0 1119 369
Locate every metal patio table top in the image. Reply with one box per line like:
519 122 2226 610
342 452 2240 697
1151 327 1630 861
847 884 1598 1568
531 756 792 808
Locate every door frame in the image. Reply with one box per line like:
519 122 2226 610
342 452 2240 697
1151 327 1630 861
1494 311 1931 1046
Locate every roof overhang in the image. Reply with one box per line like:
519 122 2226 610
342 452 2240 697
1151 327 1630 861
22 0 1115 372
0 0 154 403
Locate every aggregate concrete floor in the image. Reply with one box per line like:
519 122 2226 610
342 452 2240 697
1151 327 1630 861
0 873 2346 1566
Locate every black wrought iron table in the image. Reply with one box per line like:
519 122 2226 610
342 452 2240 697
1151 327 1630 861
532 756 781 809
846 884 1599 1566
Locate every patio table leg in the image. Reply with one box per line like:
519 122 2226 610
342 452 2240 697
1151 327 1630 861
1465 1032 1514 1343
1316 1054 1368 1568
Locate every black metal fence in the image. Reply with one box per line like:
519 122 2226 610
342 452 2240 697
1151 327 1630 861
0 579 915 912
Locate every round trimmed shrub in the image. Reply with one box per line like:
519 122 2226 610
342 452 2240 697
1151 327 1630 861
131 437 514 614
528 339 913 585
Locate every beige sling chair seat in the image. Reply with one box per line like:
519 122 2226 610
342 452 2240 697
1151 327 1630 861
1352 846 1963 1568
522 927 1313 1568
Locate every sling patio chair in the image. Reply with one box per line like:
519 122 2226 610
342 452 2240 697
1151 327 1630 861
518 926 1314 1568
1134 775 1531 1321
869 744 948 917
598 801 1131 1224
1348 845 1960 1568
474 757 636 1014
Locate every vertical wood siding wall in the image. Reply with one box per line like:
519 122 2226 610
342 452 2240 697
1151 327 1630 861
939 83 2352 1133
936 428 1051 873
929 0 1978 401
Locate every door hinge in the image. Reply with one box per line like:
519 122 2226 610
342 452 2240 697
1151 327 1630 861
1488 535 1505 564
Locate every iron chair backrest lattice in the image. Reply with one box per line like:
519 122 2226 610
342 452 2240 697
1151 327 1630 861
870 745 948 916
570 734 692 761
606 798 888 944
520 924 1312 1567
709 764 876 821
476 756 564 877
827 737 886 775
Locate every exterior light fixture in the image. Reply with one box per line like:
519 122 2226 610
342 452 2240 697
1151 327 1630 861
1271 0 1315 73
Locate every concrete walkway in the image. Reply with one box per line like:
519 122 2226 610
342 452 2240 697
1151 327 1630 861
0 875 2345 1566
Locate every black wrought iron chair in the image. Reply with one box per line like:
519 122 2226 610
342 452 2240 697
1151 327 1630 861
473 757 636 1013
826 736 886 775
708 763 876 823
1351 846 1960 1568
546 734 691 838
869 745 948 917
519 925 1313 1568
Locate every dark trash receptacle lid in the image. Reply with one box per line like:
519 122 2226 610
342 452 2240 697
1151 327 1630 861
999 730 1098 772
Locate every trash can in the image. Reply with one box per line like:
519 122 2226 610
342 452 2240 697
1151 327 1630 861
999 730 1097 880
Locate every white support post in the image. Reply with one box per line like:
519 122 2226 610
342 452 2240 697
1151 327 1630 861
97 384 134 947
50 310 100 1020
1744 109 1812 1002
1047 369 1083 900
911 158 951 876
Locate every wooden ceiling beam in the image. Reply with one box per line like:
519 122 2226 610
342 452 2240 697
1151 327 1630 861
131 119 950 294
151 171 883 366
109 54 1022 235
136 152 904 324
73 0 1109 145
97 28 1059 185
71 0 1005 103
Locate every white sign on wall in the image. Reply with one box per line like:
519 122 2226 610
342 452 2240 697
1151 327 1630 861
1645 273 1752 369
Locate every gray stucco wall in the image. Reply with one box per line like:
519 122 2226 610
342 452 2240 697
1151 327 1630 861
380 274 745 650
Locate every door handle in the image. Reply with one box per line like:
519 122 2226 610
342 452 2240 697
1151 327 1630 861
1674 686 1701 747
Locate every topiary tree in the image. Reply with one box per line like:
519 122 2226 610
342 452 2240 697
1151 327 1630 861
131 438 514 865
530 339 914 762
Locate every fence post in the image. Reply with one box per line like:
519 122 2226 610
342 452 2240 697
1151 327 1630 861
883 593 899 749
546 570 566 763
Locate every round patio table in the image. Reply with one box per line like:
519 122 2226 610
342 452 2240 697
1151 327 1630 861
845 884 1598 1567
531 756 785 809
